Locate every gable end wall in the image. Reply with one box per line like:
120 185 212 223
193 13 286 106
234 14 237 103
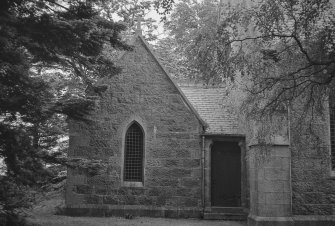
65 37 203 217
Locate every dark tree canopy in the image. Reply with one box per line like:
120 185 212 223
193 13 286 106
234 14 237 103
0 0 131 222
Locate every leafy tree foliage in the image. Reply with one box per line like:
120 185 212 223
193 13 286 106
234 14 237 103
153 37 201 83
164 0 335 117
164 0 239 85
223 0 335 116
154 0 175 19
0 0 130 223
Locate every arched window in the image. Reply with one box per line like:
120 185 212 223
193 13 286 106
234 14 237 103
124 122 144 182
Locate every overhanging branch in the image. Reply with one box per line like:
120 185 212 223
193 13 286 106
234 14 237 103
227 33 335 66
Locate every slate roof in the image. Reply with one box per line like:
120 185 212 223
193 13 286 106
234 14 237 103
180 86 244 135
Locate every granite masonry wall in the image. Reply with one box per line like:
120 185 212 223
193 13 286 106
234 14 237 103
290 104 335 225
245 110 335 225
248 140 293 226
65 36 203 217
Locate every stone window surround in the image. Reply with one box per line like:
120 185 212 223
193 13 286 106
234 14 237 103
120 116 147 187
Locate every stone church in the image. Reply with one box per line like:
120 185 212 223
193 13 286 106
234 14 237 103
66 31 335 226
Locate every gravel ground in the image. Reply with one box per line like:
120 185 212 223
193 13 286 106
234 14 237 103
27 214 246 226
26 189 246 226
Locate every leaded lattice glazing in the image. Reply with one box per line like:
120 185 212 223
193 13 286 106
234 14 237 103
124 123 144 182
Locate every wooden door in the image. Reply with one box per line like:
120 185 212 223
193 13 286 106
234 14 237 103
211 141 241 207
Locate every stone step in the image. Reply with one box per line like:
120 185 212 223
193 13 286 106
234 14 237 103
203 212 248 221
208 207 245 214
203 207 248 221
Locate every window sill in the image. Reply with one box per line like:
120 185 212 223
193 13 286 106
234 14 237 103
122 181 144 187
